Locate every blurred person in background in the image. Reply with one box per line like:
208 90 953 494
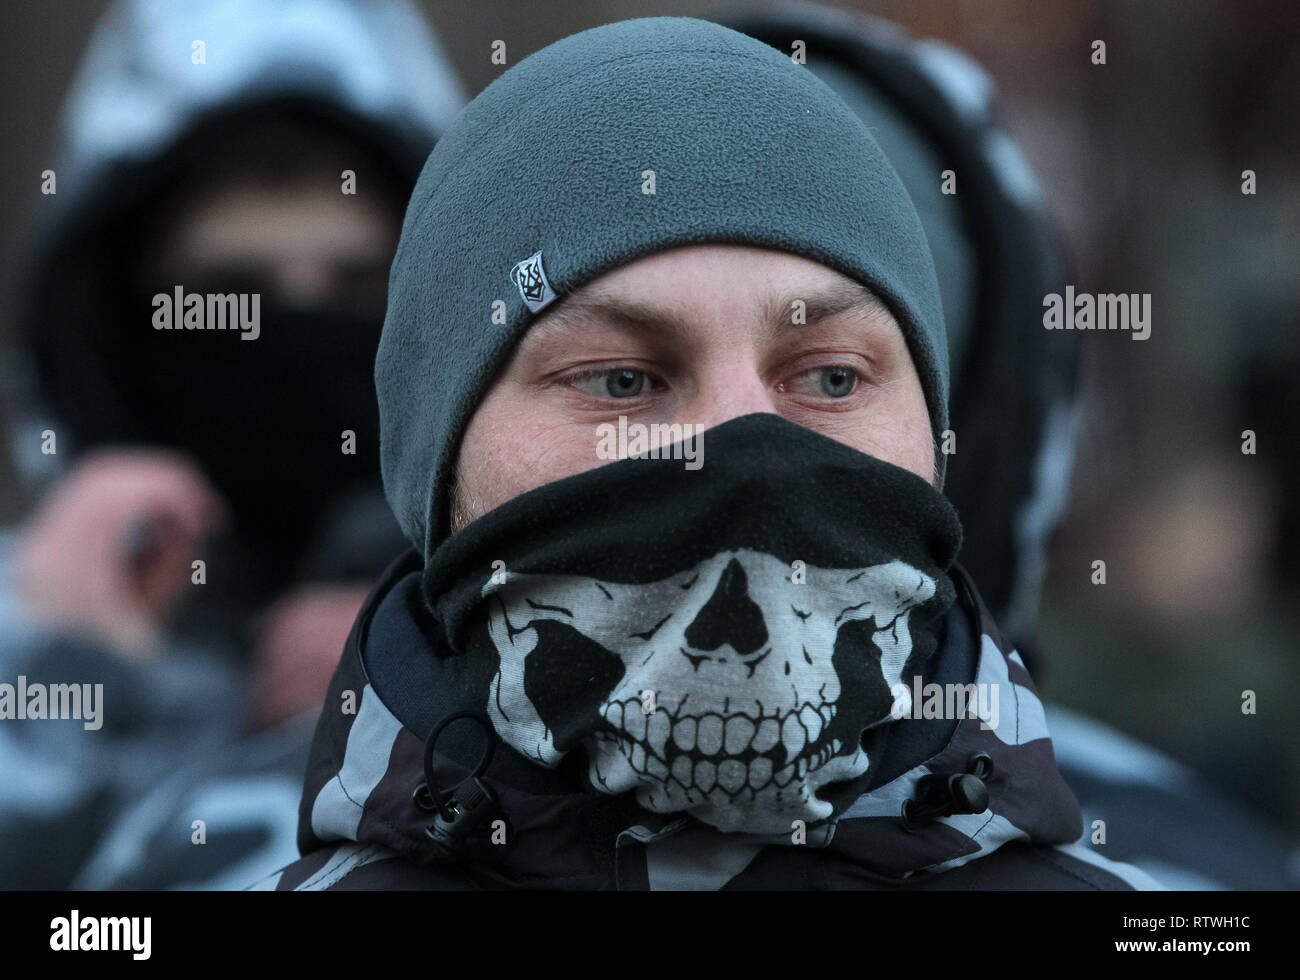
0 0 464 888
722 0 1297 889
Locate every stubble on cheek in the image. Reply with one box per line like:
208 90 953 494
447 464 492 535
448 402 605 535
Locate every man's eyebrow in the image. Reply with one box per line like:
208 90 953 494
761 279 892 335
528 278 892 344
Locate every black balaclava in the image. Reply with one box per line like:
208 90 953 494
39 101 414 610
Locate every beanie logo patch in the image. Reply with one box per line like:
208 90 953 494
510 251 557 313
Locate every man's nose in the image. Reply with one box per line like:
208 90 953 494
682 365 778 431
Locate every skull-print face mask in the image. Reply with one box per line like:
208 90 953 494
422 414 962 835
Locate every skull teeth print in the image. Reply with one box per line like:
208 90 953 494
724 716 755 755
781 714 805 759
800 703 822 744
484 549 937 833
753 718 780 753
647 710 671 756
597 698 851 800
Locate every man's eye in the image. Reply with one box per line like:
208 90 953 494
571 368 648 398
789 365 858 398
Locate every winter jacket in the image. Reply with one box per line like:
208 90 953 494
257 551 1162 890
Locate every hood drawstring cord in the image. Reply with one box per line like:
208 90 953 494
412 710 509 855
901 752 994 832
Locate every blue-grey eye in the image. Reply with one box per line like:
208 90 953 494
820 366 856 397
605 368 645 398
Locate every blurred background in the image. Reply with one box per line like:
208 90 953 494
0 0 1295 887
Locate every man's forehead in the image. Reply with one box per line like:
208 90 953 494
521 249 898 348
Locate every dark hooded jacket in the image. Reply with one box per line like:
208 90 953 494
258 553 1161 890
13 0 464 612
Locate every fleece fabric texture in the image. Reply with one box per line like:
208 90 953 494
375 16 949 557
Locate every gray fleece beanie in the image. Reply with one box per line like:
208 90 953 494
376 16 948 557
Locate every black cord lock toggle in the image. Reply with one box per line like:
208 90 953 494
901 752 994 831
413 710 505 854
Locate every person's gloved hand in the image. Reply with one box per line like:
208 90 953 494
12 449 227 659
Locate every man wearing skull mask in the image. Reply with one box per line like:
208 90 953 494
261 17 1161 890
